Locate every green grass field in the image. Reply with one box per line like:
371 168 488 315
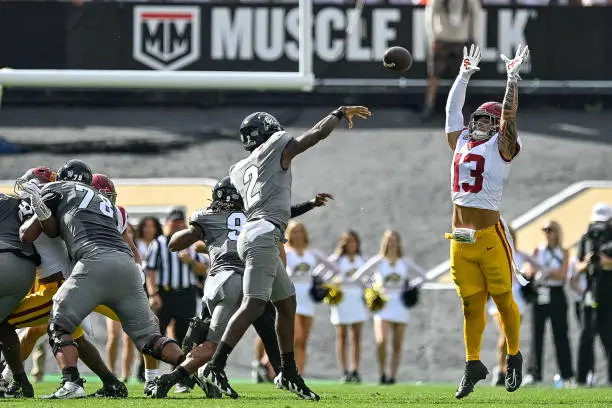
5 377 612 408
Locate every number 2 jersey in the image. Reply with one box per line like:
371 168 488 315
451 129 522 211
230 130 293 232
190 209 244 277
40 181 132 262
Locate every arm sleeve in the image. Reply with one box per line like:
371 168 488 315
290 201 316 218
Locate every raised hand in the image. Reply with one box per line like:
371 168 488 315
500 44 530 81
342 106 371 129
313 193 334 207
460 44 481 76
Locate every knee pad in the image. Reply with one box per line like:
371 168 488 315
47 323 78 356
182 316 211 354
142 334 179 360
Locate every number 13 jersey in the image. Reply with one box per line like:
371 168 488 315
450 129 522 211
230 130 293 232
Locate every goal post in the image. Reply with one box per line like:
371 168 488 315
0 0 314 92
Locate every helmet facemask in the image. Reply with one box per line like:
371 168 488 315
469 112 499 141
101 191 117 205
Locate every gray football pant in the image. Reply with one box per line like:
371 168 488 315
0 252 36 323
237 220 295 302
50 251 159 351
204 272 242 343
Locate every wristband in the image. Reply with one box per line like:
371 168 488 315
33 201 52 221
331 108 345 120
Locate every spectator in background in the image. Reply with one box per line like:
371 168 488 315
574 203 612 386
105 224 138 383
523 221 573 386
145 208 208 393
354 230 427 385
568 255 595 386
136 216 163 263
133 216 163 382
423 0 483 120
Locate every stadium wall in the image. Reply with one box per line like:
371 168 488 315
1 2 612 108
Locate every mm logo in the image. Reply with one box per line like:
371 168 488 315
133 6 200 71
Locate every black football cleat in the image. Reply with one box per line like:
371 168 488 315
455 360 489 399
193 374 222 399
144 379 155 396
150 374 174 399
505 351 523 392
3 380 34 398
200 363 238 399
89 381 128 398
274 372 320 401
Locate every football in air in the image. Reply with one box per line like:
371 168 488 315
383 46 413 73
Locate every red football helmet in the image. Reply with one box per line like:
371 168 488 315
20 166 56 184
468 102 502 141
92 173 117 204
15 166 56 195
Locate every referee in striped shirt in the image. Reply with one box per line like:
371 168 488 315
145 208 208 391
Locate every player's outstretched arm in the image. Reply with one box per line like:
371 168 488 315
168 224 203 252
445 44 481 150
281 106 371 168
290 193 334 218
499 44 529 161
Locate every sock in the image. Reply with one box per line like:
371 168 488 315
2 365 12 381
462 291 488 361
210 341 233 371
168 366 190 384
100 372 119 385
61 366 80 383
492 292 521 356
144 368 159 383
280 352 298 376
14 372 29 385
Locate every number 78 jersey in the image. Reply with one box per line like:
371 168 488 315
451 130 522 211
40 181 132 262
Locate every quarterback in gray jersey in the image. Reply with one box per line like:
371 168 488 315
24 159 186 399
0 192 38 398
149 177 329 398
202 106 370 401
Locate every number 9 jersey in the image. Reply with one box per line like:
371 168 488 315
190 209 245 278
450 129 522 210
40 181 132 262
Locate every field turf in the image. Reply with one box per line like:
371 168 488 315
7 377 612 408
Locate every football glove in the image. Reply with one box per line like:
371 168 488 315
459 44 481 78
500 44 530 81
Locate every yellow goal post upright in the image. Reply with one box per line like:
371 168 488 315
0 0 314 104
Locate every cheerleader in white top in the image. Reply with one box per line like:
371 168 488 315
353 230 427 385
314 230 369 383
284 221 332 375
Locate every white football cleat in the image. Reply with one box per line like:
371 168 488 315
42 380 86 399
